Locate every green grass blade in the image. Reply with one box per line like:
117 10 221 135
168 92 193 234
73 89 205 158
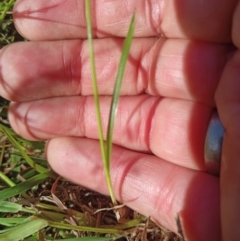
0 171 16 187
0 217 26 227
0 124 48 174
0 200 35 214
85 0 135 205
0 171 52 201
106 13 135 166
85 0 106 165
105 14 135 203
84 0 114 202
0 217 48 241
48 221 124 235
0 200 23 213
0 0 15 24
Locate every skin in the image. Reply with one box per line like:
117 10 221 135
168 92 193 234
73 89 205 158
0 0 240 240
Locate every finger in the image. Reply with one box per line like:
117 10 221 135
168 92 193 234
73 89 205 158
0 38 231 104
14 0 236 42
9 95 212 171
215 50 240 241
232 0 240 48
46 137 221 241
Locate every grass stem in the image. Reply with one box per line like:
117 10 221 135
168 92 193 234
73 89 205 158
85 1 135 206
0 0 15 23
85 0 115 204
0 171 15 187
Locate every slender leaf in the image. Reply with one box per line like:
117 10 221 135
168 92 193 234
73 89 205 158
0 0 15 24
0 171 15 187
105 13 135 188
0 218 48 241
0 124 48 174
0 201 23 213
85 0 115 203
85 0 106 164
0 217 26 227
48 221 124 235
0 171 52 201
85 0 135 205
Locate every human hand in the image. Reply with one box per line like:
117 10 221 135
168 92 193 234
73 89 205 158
0 1 240 240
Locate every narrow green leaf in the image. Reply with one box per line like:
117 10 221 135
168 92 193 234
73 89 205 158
0 171 15 187
105 14 135 204
0 201 22 213
85 0 114 202
85 0 107 174
0 218 48 241
85 0 135 205
0 217 26 227
48 221 124 235
85 0 113 201
0 0 15 23
106 14 135 164
0 171 51 201
0 200 35 214
0 124 48 174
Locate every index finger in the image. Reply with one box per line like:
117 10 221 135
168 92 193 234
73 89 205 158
14 0 236 42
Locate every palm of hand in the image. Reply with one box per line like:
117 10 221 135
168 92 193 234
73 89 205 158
0 1 240 241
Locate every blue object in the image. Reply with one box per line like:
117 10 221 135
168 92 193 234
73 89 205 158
204 110 225 176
